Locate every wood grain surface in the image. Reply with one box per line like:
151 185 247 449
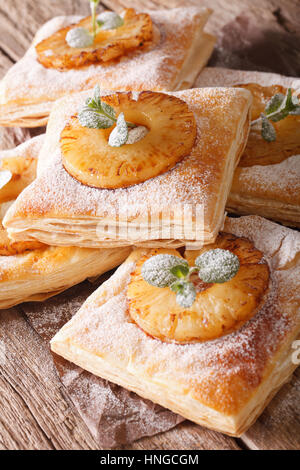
0 0 299 450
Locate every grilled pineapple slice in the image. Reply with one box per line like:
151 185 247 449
0 155 37 204
61 91 196 189
36 8 153 70
237 83 300 167
127 233 270 343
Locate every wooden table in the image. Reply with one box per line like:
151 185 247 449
0 0 299 450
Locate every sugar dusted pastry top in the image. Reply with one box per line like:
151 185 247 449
0 7 212 106
196 67 300 220
51 216 300 415
4 87 251 237
196 67 300 92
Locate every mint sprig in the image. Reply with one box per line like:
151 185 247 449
141 254 189 288
251 88 300 142
65 27 93 48
108 112 129 147
90 0 100 39
97 11 124 30
78 85 136 146
141 249 240 308
66 3 124 48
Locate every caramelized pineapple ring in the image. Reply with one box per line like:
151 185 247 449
0 155 37 204
127 233 270 343
36 8 153 70
237 83 300 167
61 91 197 189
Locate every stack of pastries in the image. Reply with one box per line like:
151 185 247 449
0 5 299 438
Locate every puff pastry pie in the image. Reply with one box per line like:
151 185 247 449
0 137 131 309
196 67 300 227
3 87 252 249
51 215 300 436
0 7 215 127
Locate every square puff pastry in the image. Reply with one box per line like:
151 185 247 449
0 137 131 309
196 67 300 227
51 215 300 437
3 87 252 249
0 7 216 128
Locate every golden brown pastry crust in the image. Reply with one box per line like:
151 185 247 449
196 67 300 227
0 136 131 309
0 244 131 309
3 87 252 248
0 7 215 127
51 215 300 436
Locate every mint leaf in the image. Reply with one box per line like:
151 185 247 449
195 249 240 284
265 93 285 115
78 88 137 132
97 12 124 30
101 101 116 121
92 84 101 103
78 108 114 128
108 113 128 147
171 281 196 308
268 88 296 122
284 88 294 111
170 264 189 279
252 88 300 141
65 27 93 48
261 113 276 141
142 254 189 288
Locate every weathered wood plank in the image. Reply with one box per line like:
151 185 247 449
0 308 100 450
0 1 93 64
0 126 37 151
0 50 13 76
102 0 300 76
242 367 300 450
126 422 242 450
0 0 299 451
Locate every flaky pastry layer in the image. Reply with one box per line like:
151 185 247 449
0 136 131 308
51 215 300 436
4 87 252 248
0 244 131 309
196 67 300 227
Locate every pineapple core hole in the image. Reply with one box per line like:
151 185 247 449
126 125 149 145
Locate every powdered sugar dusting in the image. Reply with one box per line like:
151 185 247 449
53 216 300 415
0 134 45 162
22 279 183 447
233 154 300 204
7 87 250 232
195 67 300 91
1 7 210 105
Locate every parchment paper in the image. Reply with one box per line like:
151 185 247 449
21 275 183 448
